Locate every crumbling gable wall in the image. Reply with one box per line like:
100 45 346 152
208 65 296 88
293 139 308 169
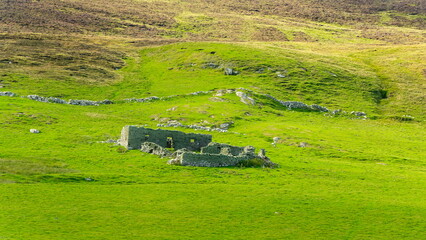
120 126 212 151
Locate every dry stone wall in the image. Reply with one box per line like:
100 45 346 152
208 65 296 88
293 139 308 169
1 89 367 119
180 152 249 167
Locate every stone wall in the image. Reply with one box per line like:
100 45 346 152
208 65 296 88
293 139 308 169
140 142 172 158
201 142 245 156
180 152 250 167
120 126 212 151
119 127 277 168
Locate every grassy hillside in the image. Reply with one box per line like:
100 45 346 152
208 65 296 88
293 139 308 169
2 41 425 118
1 83 425 239
0 0 425 239
1 0 425 118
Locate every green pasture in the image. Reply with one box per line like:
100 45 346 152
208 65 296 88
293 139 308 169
1 80 425 238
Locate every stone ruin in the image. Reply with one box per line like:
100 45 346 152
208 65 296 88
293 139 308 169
173 142 276 167
120 126 276 168
120 125 213 151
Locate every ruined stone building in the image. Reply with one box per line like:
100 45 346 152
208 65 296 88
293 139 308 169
120 126 276 168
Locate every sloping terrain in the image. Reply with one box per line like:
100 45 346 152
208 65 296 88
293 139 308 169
0 0 425 239
1 0 425 118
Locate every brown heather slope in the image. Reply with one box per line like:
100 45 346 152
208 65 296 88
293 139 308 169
1 0 425 37
0 0 175 37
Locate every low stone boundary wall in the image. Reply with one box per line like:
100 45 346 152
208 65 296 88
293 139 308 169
181 152 249 167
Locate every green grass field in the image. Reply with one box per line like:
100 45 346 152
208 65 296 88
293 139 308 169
1 63 425 238
1 0 425 239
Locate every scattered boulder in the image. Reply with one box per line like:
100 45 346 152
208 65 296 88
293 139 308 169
272 137 281 147
326 109 368 119
167 106 178 111
273 137 281 144
351 111 367 117
236 91 256 105
224 68 239 75
30 129 41 133
276 72 287 78
219 122 233 130
203 62 220 69
0 91 16 97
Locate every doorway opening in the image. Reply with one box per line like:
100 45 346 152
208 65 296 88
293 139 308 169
166 137 174 149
